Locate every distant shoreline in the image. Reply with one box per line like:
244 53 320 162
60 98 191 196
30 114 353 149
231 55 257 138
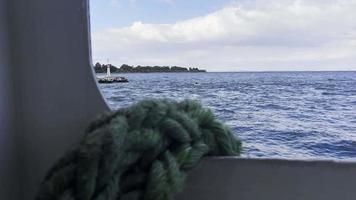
94 62 207 73
96 70 355 74
210 70 356 73
95 71 207 74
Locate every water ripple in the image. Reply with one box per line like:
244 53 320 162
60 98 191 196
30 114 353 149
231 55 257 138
99 72 356 160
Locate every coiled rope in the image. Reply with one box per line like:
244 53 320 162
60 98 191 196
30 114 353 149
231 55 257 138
36 99 241 200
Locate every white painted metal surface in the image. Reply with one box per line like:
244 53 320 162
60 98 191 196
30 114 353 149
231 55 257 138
0 0 19 199
2 0 109 198
176 158 356 200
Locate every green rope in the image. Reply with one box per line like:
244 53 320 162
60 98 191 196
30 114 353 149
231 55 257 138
36 99 242 200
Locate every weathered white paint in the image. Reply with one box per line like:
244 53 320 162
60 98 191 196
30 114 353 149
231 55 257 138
1 0 356 199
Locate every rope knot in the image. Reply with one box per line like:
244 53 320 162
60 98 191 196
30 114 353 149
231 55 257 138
36 99 241 200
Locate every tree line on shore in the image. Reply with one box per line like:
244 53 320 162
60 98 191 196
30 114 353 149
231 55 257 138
94 63 207 73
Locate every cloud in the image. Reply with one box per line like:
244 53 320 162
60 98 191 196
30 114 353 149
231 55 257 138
92 0 356 71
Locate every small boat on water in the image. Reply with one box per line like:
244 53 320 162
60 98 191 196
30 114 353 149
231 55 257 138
98 76 128 84
97 64 129 84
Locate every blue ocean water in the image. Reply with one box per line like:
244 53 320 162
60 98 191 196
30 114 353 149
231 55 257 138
99 72 356 160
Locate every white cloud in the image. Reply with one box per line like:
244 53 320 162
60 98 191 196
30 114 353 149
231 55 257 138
92 0 356 71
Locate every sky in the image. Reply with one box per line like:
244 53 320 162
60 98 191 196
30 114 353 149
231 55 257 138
90 0 356 72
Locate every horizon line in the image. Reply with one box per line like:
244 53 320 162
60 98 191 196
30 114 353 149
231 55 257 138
206 70 356 73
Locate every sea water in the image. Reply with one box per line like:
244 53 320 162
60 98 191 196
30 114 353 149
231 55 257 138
99 72 356 160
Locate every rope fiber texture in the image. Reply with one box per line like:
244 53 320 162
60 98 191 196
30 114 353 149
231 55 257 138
36 99 242 200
